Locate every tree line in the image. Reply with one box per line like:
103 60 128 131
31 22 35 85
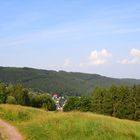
1 82 140 121
63 85 140 121
0 83 56 111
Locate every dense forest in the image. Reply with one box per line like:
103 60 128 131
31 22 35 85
0 83 56 111
64 85 140 121
0 66 140 96
0 81 140 121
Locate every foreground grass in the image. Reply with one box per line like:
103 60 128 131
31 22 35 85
0 126 8 140
0 105 140 140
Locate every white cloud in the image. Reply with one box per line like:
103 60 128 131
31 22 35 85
89 49 112 65
131 48 140 57
118 48 140 64
117 58 138 64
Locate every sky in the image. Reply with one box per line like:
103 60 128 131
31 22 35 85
0 0 140 79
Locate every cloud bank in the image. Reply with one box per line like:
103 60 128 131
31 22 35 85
118 48 140 64
89 49 112 65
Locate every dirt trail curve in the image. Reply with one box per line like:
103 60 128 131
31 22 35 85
0 119 23 140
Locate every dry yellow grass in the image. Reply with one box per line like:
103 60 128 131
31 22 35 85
0 104 140 140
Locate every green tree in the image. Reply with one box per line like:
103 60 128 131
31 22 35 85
10 84 30 106
102 88 113 116
29 94 56 111
63 97 77 111
91 87 105 114
113 86 132 119
133 85 140 120
0 83 7 103
76 96 91 112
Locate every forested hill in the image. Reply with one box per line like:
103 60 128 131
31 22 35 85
0 66 140 96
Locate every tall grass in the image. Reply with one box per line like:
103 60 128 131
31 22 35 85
0 104 140 140
0 126 8 140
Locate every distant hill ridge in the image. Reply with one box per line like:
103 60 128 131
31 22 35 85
0 66 140 96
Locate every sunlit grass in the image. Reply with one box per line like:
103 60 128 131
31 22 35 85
0 104 140 140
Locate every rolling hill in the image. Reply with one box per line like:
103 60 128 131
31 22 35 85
0 104 140 140
0 66 140 96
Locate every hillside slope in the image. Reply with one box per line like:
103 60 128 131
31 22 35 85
0 104 140 140
0 66 140 96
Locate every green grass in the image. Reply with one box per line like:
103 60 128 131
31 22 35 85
0 124 8 140
0 104 140 140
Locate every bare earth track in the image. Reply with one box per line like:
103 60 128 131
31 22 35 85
0 119 23 140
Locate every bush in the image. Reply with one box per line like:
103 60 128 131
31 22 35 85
42 103 48 111
6 96 16 104
63 96 92 112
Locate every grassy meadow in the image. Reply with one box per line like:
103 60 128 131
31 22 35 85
0 104 140 140
0 125 8 140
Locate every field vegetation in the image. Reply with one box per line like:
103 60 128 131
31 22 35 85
0 104 140 140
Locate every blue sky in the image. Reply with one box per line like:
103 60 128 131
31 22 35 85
0 0 140 78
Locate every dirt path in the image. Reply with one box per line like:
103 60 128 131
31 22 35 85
0 119 23 140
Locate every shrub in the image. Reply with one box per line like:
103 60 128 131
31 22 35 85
6 96 16 104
